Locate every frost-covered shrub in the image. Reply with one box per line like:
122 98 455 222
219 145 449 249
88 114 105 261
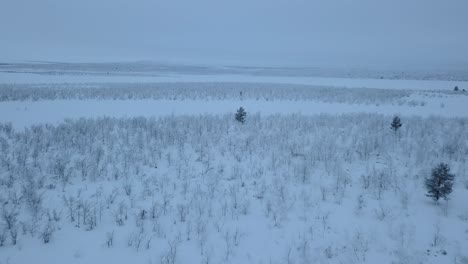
0 113 466 261
40 220 55 244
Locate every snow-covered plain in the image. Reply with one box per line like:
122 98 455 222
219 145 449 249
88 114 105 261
0 96 467 129
1 71 468 91
0 69 467 264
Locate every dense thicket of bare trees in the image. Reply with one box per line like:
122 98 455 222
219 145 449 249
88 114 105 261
0 114 466 263
0 82 415 104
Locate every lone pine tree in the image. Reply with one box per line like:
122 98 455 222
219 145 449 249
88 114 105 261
425 163 455 202
390 116 402 132
235 107 247 124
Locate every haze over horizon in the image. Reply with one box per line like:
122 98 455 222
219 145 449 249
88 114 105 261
1 0 467 70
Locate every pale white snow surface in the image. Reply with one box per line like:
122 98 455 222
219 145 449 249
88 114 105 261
0 94 467 129
1 71 468 91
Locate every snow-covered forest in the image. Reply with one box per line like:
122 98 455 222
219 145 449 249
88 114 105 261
2 0 468 262
1 108 467 263
0 82 416 103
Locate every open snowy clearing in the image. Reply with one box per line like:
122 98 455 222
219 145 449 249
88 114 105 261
0 95 467 129
0 80 467 129
1 71 467 91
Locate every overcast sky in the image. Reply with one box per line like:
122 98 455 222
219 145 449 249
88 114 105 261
1 0 467 69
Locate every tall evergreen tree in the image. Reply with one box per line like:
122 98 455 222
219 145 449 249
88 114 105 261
425 163 455 202
390 116 402 132
235 107 247 124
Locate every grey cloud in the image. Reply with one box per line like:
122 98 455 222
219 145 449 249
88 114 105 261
1 0 467 69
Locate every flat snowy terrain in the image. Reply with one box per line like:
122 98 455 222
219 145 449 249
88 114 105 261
1 96 467 129
0 69 467 264
1 71 468 91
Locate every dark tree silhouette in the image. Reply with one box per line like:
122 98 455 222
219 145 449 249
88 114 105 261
390 116 402 132
235 107 247 124
425 163 455 202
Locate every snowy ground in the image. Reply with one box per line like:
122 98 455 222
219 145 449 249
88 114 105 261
0 69 467 264
1 71 468 91
0 95 467 129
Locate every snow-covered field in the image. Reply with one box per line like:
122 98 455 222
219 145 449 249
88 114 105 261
0 81 467 128
1 71 468 91
0 96 467 129
0 69 467 264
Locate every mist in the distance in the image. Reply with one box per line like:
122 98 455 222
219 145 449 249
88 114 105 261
1 0 467 70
